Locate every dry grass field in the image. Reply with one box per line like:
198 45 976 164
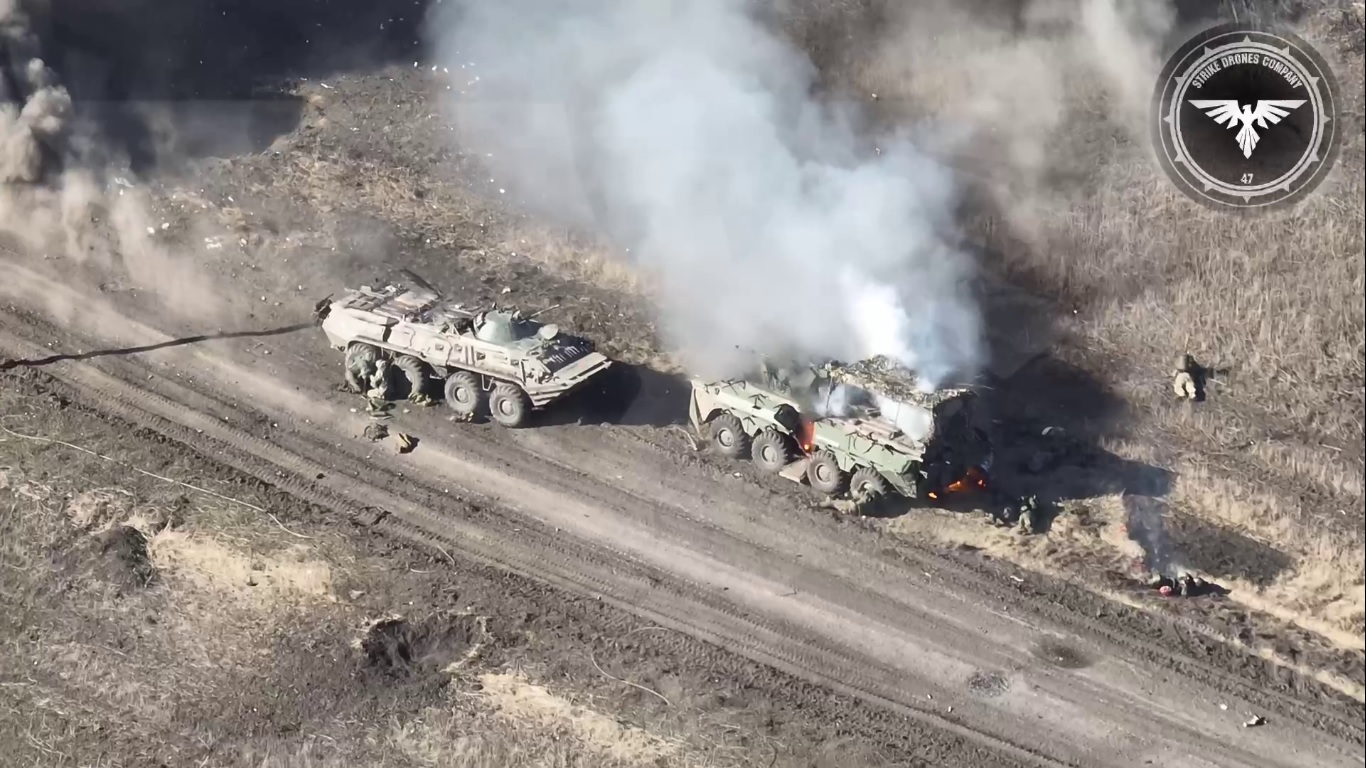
3 0 1363 763
242 0 1365 668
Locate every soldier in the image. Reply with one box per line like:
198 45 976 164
366 358 391 401
1172 354 1200 400
1017 495 1039 534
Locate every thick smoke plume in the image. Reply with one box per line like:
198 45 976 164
427 0 983 387
2 0 223 323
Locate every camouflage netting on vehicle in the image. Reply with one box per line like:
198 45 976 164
821 356 971 408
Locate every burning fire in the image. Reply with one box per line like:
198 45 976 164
927 465 988 500
798 418 815 453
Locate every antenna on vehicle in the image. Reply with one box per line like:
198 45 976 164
527 303 561 319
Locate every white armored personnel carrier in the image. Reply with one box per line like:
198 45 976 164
315 272 612 427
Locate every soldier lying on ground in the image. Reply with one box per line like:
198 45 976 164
1148 572 1213 597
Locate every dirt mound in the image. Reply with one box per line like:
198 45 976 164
87 524 156 590
360 613 490 678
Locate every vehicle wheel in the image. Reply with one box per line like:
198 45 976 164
489 381 531 427
708 413 750 459
850 467 889 501
444 371 483 417
344 343 380 393
751 429 791 473
394 355 430 399
806 451 847 496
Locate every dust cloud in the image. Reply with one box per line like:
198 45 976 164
1 0 223 324
426 0 984 388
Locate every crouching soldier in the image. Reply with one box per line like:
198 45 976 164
1172 354 1201 401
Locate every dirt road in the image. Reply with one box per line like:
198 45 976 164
2 262 1361 768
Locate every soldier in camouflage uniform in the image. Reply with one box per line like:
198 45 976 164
365 358 391 405
1017 495 1040 534
1172 354 1200 400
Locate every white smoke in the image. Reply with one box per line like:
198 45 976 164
808 380 933 442
426 0 982 387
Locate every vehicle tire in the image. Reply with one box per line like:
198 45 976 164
751 429 791 473
708 413 750 459
344 343 380 393
806 451 848 496
444 370 482 418
850 467 889 501
394 355 430 399
489 381 531 427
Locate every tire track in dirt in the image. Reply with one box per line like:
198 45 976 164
0 316 1064 768
536 426 1366 735
1 287 1361 767
103 319 1364 763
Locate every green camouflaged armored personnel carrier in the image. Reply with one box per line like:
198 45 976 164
316 273 612 427
688 355 992 503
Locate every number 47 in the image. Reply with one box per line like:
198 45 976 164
1240 173 1254 184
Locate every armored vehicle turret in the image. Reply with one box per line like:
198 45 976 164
316 273 612 427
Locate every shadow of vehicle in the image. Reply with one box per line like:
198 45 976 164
0 323 314 371
535 363 691 429
979 354 1175 503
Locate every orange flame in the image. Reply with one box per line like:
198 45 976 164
798 418 815 454
928 465 989 500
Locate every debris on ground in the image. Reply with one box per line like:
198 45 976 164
363 423 389 442
366 397 393 416
1243 715 1266 728
409 392 436 407
818 497 862 515
394 433 417 454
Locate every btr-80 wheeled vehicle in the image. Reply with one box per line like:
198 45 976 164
688 355 992 504
315 273 612 427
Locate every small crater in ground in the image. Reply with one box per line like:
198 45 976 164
1031 639 1091 669
966 670 1010 697
360 613 490 678
88 524 156 590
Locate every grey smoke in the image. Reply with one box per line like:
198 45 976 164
1124 495 1183 576
427 0 982 387
2 0 71 183
2 0 225 323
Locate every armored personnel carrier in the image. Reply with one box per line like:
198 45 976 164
315 273 612 427
688 355 992 504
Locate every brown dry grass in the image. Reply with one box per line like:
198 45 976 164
836 1 1365 664
886 498 1366 702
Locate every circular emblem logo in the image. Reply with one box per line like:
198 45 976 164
1151 23 1341 211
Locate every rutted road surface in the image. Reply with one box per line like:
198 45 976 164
2 265 1362 768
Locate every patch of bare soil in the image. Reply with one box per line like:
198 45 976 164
0 368 991 767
